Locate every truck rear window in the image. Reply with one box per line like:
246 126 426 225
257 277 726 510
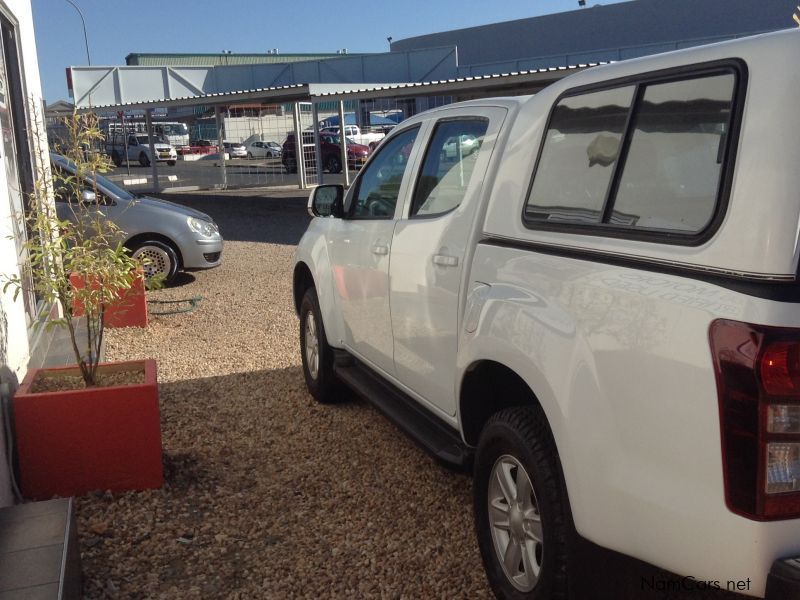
524 65 740 241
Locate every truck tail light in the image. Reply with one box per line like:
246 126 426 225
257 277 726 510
710 319 800 520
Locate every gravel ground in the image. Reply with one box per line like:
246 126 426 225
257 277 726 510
76 189 492 599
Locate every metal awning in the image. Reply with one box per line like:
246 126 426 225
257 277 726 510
75 63 604 113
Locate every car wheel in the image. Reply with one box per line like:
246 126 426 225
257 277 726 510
167 160 176 166
299 287 340 403
247 151 253 159
139 152 150 167
111 151 122 167
474 405 569 600
266 151 274 158
130 240 179 284
326 154 342 174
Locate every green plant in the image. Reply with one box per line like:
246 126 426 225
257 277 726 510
3 110 144 387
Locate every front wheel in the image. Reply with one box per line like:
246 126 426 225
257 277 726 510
299 287 340 403
325 154 342 174
474 406 569 600
139 152 150 167
130 239 179 284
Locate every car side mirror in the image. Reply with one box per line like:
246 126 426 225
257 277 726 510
308 184 344 218
80 189 97 204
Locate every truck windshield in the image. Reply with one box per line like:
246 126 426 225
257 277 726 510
160 124 188 135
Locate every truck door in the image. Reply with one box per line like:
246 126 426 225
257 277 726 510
389 108 505 416
326 125 424 376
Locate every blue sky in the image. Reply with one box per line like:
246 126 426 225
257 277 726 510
32 0 627 103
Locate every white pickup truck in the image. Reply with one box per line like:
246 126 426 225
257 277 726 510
106 133 177 167
294 30 800 599
319 124 386 150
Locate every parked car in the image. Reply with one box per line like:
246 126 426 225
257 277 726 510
319 125 385 150
246 140 282 159
282 132 369 174
190 139 218 153
440 133 480 159
51 153 223 284
106 133 177 167
222 141 247 159
293 30 800 599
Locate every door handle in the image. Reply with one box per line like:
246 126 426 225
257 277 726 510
372 244 389 255
432 254 459 267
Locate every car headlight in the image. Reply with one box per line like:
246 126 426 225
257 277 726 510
187 216 219 237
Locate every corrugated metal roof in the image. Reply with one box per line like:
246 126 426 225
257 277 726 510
126 53 357 67
82 63 599 111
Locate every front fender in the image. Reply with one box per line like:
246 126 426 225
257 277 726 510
294 219 346 349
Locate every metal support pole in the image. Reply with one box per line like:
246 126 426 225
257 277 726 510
338 101 349 187
144 110 160 191
215 105 227 189
292 102 306 189
312 102 323 186
121 113 130 176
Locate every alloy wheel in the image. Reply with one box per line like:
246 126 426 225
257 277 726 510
488 454 544 592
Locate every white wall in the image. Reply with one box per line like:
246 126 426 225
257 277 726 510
0 0 50 508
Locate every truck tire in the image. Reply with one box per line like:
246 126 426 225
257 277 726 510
111 151 122 167
139 152 150 167
474 405 569 600
299 287 340 403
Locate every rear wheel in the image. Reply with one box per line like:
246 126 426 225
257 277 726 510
299 287 340 403
130 240 179 284
474 406 569 600
111 151 122 167
139 152 150 167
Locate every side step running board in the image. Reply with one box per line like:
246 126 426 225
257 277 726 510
334 357 473 471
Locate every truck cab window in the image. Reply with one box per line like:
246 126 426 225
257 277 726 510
348 127 419 219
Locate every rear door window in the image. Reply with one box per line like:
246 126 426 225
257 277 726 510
411 118 489 217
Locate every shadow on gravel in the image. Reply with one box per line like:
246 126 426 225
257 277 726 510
165 272 196 288
154 191 312 245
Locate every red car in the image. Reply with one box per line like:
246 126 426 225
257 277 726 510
282 132 369 174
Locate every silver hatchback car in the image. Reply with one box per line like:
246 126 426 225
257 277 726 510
51 153 223 283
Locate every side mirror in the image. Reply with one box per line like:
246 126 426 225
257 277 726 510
80 189 97 204
308 184 344 218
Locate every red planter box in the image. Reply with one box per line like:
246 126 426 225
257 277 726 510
69 271 148 328
13 360 163 499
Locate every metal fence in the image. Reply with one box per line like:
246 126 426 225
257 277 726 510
50 94 455 194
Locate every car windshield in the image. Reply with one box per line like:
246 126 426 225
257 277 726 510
51 154 135 201
136 135 164 146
